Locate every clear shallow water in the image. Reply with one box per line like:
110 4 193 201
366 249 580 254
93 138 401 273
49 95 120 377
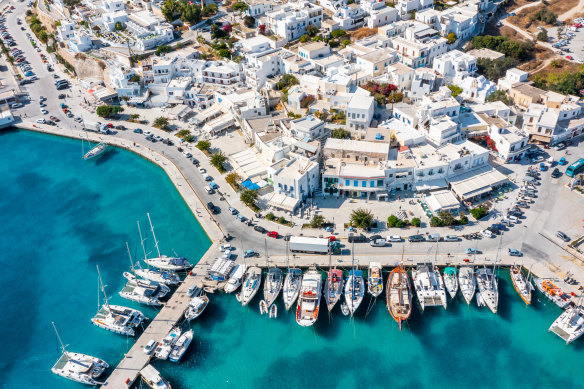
1 130 582 389
0 130 210 389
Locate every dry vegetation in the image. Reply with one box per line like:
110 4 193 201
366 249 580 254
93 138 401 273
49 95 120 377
348 27 378 40
533 59 582 76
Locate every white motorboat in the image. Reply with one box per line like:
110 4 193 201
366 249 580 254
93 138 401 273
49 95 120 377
295 269 322 327
92 265 146 336
263 267 283 307
533 278 571 309
367 262 383 297
476 267 498 314
169 329 194 362
549 305 584 345
144 213 191 271
240 267 262 306
458 266 476 305
184 295 209 321
411 263 447 310
140 364 171 389
443 267 458 299
119 272 170 306
324 268 344 312
51 323 109 386
510 265 531 305
282 268 302 311
224 264 247 293
83 142 108 160
154 327 181 360
344 269 365 316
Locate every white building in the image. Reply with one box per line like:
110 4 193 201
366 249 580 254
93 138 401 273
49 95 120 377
333 4 366 30
456 75 497 103
410 68 437 101
68 30 93 53
484 118 529 163
497 67 529 91
289 116 326 141
267 157 320 203
244 0 276 17
362 0 399 28
264 2 324 41
396 0 433 18
56 19 76 42
417 88 460 125
432 50 477 82
125 11 174 51
346 89 375 131
424 115 460 146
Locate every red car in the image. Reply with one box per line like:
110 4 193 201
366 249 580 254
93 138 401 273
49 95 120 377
566 55 574 60
328 236 337 242
49 116 60 122
106 123 113 128
267 231 278 238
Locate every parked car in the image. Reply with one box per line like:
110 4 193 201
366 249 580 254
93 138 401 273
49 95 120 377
243 249 258 258
466 248 479 255
204 186 214 194
558 157 567 166
206 201 218 214
508 215 519 223
267 231 279 238
532 156 544 163
508 249 523 257
284 234 291 241
36 118 46 124
228 207 238 215
143 340 157 355
370 238 386 247
133 128 143 134
408 234 425 242
254 226 266 234
539 162 547 171
444 235 459 242
481 229 494 238
40 108 48 114
220 244 232 252
387 235 402 242
198 167 206 174
426 234 441 242
203 173 212 181
556 231 570 242
10 103 22 108
348 233 367 243
555 143 566 151
551 168 561 178
236 213 247 222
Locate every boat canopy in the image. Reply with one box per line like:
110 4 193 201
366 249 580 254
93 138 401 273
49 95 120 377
445 267 457 275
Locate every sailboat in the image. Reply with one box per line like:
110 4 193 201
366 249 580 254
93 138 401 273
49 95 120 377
263 268 283 307
458 266 476 305
143 213 191 271
51 322 109 386
119 272 170 306
386 260 412 330
510 265 532 305
91 265 146 336
549 303 584 345
344 269 365 317
282 242 302 310
132 223 180 286
476 266 498 313
412 263 447 310
443 266 458 299
295 268 322 327
239 267 262 306
169 329 194 362
367 262 383 297
83 143 108 160
323 250 344 312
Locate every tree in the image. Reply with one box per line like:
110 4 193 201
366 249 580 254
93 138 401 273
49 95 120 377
153 117 169 130
341 39 351 47
350 208 373 228
233 1 248 12
448 84 463 97
470 206 487 220
331 128 350 139
438 211 456 226
218 48 231 58
115 21 123 31
274 74 298 90
258 24 266 35
222 23 233 33
202 4 218 16
330 29 346 39
96 105 123 118
38 30 49 43
299 34 310 43
409 10 416 19
537 29 548 42
430 216 443 227
226 172 241 190
310 215 325 228
243 15 255 28
155 45 172 56
411 217 421 227
240 189 259 208
459 215 469 225
210 151 227 172
196 140 211 151
306 24 319 37
487 89 509 104
387 215 399 227
447 32 457 44
129 75 140 83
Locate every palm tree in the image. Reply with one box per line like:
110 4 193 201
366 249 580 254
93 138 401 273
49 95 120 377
350 208 374 228
210 151 227 171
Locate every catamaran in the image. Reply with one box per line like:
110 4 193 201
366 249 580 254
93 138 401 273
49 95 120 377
534 278 571 309
140 364 171 389
184 294 209 321
386 265 412 330
239 267 262 306
263 267 283 307
83 143 108 160
282 268 302 311
91 265 146 336
169 329 194 362
476 267 498 314
324 268 344 312
224 264 247 293
412 263 447 310
295 269 322 327
143 213 191 271
549 304 584 345
155 327 182 360
510 265 532 305
51 323 109 386
443 267 458 299
344 270 365 316
368 262 383 297
458 266 476 305
119 272 170 306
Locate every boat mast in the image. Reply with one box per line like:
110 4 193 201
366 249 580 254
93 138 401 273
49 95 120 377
137 221 148 261
351 241 355 311
126 241 135 272
51 322 68 356
147 213 162 258
286 240 289 271
96 265 110 310
264 238 268 270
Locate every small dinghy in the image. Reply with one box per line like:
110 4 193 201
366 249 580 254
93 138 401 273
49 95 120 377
259 300 268 315
269 304 277 319
340 301 350 316
236 293 242 302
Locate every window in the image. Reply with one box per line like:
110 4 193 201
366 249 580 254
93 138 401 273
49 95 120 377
370 181 375 187
354 180 358 186
377 179 384 186
345 179 350 186
361 181 367 187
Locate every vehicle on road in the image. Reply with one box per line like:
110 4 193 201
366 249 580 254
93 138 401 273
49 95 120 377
558 157 567 166
204 186 214 194
466 248 479 255
133 128 143 134
539 162 546 171
207 202 218 214
228 207 238 215
444 235 459 242
508 249 523 257
532 156 544 163
427 234 440 242
236 214 247 222
10 103 22 108
289 236 330 253
556 231 570 242
203 173 212 181
243 249 258 258
348 233 367 243
36 118 46 123
408 234 425 242
555 143 566 151
370 238 386 247
49 116 59 122
481 229 494 238
267 231 279 239
198 167 206 174
40 108 48 114
387 235 401 242
209 182 218 190
254 226 266 234
566 158 584 177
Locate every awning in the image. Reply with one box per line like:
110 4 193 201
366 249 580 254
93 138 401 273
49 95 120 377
449 167 508 200
425 190 460 213
530 134 551 143
268 193 299 212
413 178 448 192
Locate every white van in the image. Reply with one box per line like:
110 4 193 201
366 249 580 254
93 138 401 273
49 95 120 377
427 234 441 242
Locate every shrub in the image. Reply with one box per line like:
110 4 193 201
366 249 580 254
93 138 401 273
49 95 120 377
537 29 548 42
470 206 488 220
430 216 443 227
411 217 421 227
240 189 259 209
299 34 310 43
438 211 456 226
459 215 469 225
96 105 123 118
448 85 463 97
300 94 315 108
153 116 169 131
266 212 275 221
274 74 298 90
387 215 399 227
310 215 325 228
155 45 172 56
243 16 255 28
487 89 509 104
233 1 248 12
447 32 457 44
306 24 319 37
210 151 227 173
350 208 373 228
331 128 350 139
226 172 241 191
129 75 140 83
196 140 211 151
331 29 346 39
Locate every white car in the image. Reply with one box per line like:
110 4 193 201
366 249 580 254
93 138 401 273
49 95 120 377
205 185 214 194
143 130 151 136
198 167 206 174
481 229 493 238
36 118 46 123
220 244 232 252
532 156 544 163
387 235 402 242
143 339 157 355
370 238 386 247
40 108 48 114
508 215 518 223
444 235 459 242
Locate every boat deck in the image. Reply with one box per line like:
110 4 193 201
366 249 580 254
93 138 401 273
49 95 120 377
550 325 571 341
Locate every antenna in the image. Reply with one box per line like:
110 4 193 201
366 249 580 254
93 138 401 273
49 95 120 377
147 213 161 257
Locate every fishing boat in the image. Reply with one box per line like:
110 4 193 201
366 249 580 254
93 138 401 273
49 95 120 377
119 272 169 306
476 267 498 314
367 262 383 297
344 269 365 316
169 329 194 362
386 266 412 330
83 143 108 160
51 323 109 386
282 268 302 310
154 327 181 360
510 265 532 305
240 267 262 306
269 304 278 318
259 299 268 315
224 264 247 293
92 265 146 336
533 278 571 309
324 268 344 312
443 267 458 299
412 263 447 310
458 266 476 305
144 214 191 271
295 269 322 327
549 304 584 345
263 267 283 307
140 364 171 389
184 295 209 321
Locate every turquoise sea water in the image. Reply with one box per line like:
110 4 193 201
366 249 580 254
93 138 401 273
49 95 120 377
1 130 582 389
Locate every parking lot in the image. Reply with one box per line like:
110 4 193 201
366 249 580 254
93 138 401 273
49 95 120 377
547 19 584 63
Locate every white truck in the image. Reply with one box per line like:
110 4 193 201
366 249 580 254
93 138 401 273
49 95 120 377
289 236 330 254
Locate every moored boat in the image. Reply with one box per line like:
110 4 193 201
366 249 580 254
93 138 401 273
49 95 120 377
344 269 365 316
458 266 475 305
83 143 108 160
119 272 170 306
510 265 531 305
184 295 209 321
140 364 171 389
476 267 498 314
367 262 383 297
412 263 447 310
259 299 268 315
324 268 344 312
224 264 247 293
549 305 584 345
263 267 283 307
282 268 302 310
169 329 194 362
240 267 262 306
534 278 571 309
144 213 191 271
295 269 322 327
386 266 412 330
269 303 278 319
154 327 181 360
443 267 458 299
